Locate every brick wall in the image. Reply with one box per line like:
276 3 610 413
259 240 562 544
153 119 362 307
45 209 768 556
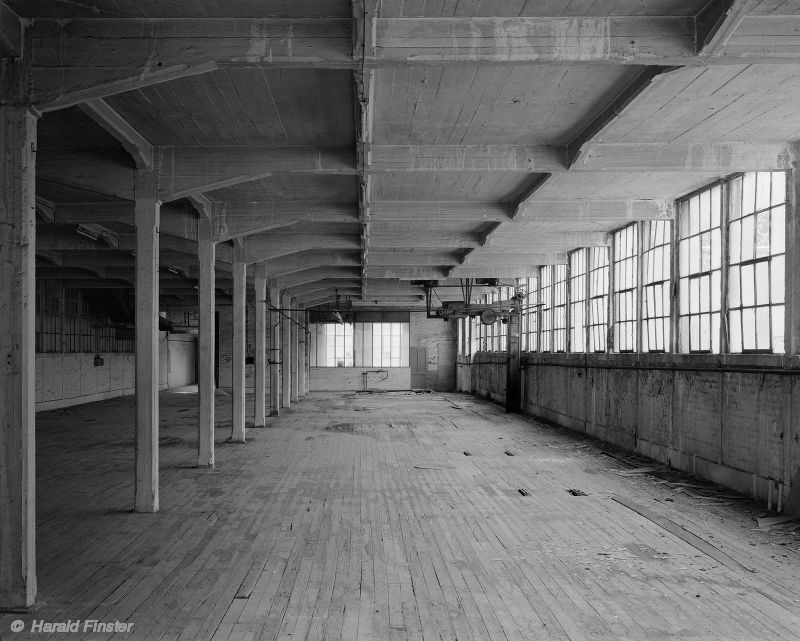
310 367 411 391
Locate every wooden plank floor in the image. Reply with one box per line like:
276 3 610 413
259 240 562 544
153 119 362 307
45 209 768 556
3 390 800 640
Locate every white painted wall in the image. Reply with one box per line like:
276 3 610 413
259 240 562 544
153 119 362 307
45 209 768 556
35 333 198 411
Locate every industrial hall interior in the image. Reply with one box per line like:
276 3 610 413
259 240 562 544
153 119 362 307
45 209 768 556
4 0 800 639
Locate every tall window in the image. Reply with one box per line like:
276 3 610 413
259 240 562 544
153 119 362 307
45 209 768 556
522 276 538 352
588 247 610 352
553 265 568 352
311 323 354 367
569 250 587 352
613 224 639 352
539 267 553 352
728 172 786 353
678 184 722 353
642 220 672 352
311 322 408 367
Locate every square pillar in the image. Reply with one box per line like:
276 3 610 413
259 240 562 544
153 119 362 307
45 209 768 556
281 292 292 408
231 247 246 443
253 264 267 427
297 306 306 398
268 286 281 416
290 297 299 403
197 219 215 467
0 105 37 608
305 311 311 395
134 168 160 513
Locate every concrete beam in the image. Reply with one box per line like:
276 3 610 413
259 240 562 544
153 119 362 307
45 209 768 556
30 18 353 109
374 16 694 64
571 142 794 173
264 251 361 277
371 201 512 222
696 0 759 56
133 167 160 513
0 3 22 58
158 146 356 200
0 106 37 609
367 251 462 267
369 144 566 172
369 232 481 249
79 99 154 169
518 199 673 221
280 267 361 289
212 202 358 242
568 67 674 168
245 234 360 263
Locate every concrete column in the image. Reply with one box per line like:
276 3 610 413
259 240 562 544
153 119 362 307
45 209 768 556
0 104 37 608
505 302 521 414
268 286 281 415
291 297 299 403
786 145 800 356
281 293 292 408
197 219 215 467
304 311 311 395
297 306 306 398
253 264 267 426
231 248 246 443
134 168 160 513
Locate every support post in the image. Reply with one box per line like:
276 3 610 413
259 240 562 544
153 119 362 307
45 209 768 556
254 263 267 426
786 144 800 356
0 104 37 608
304 311 311 395
231 246 246 443
197 219 215 467
269 286 281 415
505 300 521 414
291 297 299 403
134 167 160 513
281 292 292 408
297 305 306 398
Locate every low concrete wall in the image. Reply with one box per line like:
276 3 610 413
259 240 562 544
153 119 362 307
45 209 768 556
310 367 411 391
470 352 800 504
36 333 198 411
470 353 507 405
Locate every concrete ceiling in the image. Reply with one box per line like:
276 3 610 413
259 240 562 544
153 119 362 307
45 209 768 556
9 0 800 309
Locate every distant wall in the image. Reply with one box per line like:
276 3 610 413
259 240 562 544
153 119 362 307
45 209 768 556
469 352 800 504
410 312 457 392
310 367 410 391
36 333 198 412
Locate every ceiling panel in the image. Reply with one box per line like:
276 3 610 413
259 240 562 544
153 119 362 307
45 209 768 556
107 69 355 147
374 64 643 146
598 65 800 144
380 0 705 17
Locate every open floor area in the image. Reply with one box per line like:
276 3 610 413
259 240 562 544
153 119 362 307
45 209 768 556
3 391 800 640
